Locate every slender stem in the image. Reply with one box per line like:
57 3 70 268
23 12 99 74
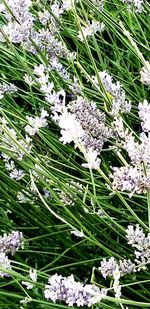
73 1 112 109
147 191 150 230
119 21 150 72
97 168 149 230
117 151 128 166
105 296 150 307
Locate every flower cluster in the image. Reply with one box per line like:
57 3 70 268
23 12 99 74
99 256 135 279
140 62 150 86
92 71 131 116
59 181 83 206
0 0 75 81
17 190 33 204
22 268 37 289
0 0 34 43
0 82 17 99
24 28 75 61
111 165 150 195
25 108 49 136
4 159 25 180
121 0 144 12
51 0 74 15
138 99 150 132
69 97 110 152
0 253 11 278
99 223 150 294
0 231 24 255
28 2 75 80
0 70 52 188
44 273 107 306
38 9 51 26
33 64 72 105
0 80 50 183
126 225 150 267
112 266 121 298
111 100 150 195
0 123 32 161
78 21 105 41
20 296 32 307
0 231 24 277
51 94 111 169
0 117 32 180
92 0 104 10
99 223 150 298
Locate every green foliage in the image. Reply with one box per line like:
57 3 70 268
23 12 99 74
0 0 150 308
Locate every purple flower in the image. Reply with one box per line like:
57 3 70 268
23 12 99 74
44 274 107 306
0 231 24 255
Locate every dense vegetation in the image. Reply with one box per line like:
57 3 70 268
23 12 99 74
0 0 150 308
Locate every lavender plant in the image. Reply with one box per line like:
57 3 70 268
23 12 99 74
0 0 150 308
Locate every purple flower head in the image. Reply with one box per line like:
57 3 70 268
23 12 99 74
44 273 107 306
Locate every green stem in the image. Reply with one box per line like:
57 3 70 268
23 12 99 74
119 21 150 72
147 191 150 229
105 296 150 307
97 168 149 230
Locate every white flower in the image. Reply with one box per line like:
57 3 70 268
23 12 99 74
41 109 49 118
78 21 105 41
140 62 150 86
113 282 121 298
0 91 4 99
138 100 150 132
30 269 37 282
17 191 30 203
82 148 100 169
51 2 63 17
59 110 84 144
113 266 121 298
5 160 15 171
70 230 85 238
34 64 45 76
0 0 33 43
25 109 49 136
0 82 17 98
121 0 144 12
22 268 37 289
17 135 32 160
0 120 32 161
0 253 11 277
112 116 127 138
93 70 131 116
111 165 146 195
113 266 121 281
9 169 25 180
90 290 107 305
38 73 49 85
24 74 34 86
51 95 109 168
20 297 32 304
62 0 74 10
38 9 50 25
40 82 54 94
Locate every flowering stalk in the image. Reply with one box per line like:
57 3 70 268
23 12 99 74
31 171 118 256
73 2 112 109
119 22 150 73
97 167 149 230
147 191 150 230
76 61 108 105
44 273 107 306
